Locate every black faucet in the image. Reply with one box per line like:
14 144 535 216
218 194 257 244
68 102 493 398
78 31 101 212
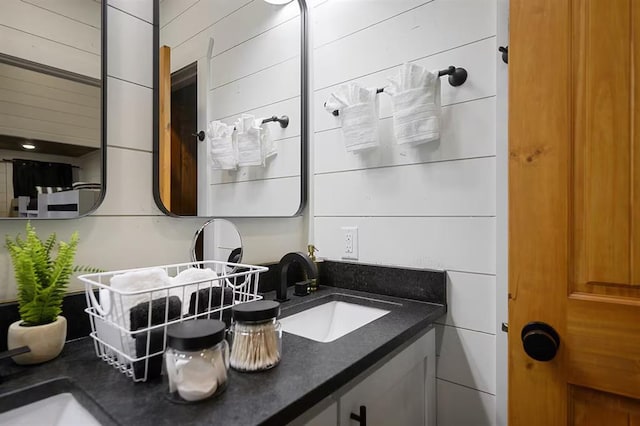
0 346 30 361
276 252 318 302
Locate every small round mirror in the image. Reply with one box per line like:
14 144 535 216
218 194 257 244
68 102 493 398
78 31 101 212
191 219 242 271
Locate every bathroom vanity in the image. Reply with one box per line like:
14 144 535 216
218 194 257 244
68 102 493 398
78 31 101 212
0 286 444 425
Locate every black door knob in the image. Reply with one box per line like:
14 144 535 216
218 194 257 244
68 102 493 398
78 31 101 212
192 131 205 141
499 46 508 64
521 321 560 361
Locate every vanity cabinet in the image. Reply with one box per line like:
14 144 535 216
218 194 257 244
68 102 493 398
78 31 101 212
298 328 436 426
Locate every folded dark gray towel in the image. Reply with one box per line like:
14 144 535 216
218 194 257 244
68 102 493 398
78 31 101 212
188 287 234 326
130 296 182 380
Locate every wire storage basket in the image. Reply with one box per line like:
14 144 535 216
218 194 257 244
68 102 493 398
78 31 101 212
79 260 268 382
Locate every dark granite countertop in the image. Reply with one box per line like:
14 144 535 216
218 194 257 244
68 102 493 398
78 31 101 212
0 286 445 425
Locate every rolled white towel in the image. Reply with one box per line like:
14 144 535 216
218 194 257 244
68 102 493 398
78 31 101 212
325 82 379 152
107 267 172 359
386 63 441 145
171 268 220 315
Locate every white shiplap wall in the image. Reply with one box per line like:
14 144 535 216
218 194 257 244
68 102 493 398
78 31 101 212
0 0 101 79
310 1 497 424
0 1 305 302
0 63 101 149
160 0 304 217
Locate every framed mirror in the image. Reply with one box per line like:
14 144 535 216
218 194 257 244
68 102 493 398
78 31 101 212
0 0 105 219
153 0 307 217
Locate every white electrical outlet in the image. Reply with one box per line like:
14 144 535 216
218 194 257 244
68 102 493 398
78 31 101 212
341 226 358 260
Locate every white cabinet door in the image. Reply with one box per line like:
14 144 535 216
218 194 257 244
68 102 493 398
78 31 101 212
339 329 436 426
293 329 436 426
303 402 338 426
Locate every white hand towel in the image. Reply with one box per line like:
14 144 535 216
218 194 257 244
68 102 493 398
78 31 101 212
386 63 441 145
108 267 173 358
171 267 219 315
207 121 237 170
258 119 277 162
236 114 263 167
325 82 379 152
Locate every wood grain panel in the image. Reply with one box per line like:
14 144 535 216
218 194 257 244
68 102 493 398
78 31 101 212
567 295 640 399
159 46 171 210
572 399 627 426
508 0 570 423
573 0 632 289
570 386 640 426
511 0 640 422
633 0 640 285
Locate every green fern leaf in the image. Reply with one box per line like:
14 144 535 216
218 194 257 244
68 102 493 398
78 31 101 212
5 225 88 326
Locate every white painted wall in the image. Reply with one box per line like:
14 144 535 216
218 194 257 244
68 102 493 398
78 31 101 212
160 0 304 217
309 1 498 424
495 1 509 425
0 63 100 149
0 0 101 78
0 1 305 302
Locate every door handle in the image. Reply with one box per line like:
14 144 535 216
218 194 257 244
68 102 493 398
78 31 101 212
521 321 560 361
350 405 367 425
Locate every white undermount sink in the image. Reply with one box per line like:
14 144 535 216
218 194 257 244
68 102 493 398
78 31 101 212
0 393 101 426
280 300 391 343
0 378 115 426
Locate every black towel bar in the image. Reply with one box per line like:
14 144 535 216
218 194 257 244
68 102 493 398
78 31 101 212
193 115 290 141
328 66 468 117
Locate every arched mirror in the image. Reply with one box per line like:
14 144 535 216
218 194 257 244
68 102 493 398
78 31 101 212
0 0 105 218
153 0 307 217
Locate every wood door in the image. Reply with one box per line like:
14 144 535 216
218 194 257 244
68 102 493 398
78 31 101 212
159 46 171 210
509 0 640 424
170 65 198 216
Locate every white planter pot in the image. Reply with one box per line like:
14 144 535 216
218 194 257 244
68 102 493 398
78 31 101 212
7 316 67 365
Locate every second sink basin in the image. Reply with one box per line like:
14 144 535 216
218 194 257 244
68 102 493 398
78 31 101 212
0 377 118 426
280 299 391 343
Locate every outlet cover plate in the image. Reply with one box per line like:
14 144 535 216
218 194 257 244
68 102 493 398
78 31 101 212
341 226 358 260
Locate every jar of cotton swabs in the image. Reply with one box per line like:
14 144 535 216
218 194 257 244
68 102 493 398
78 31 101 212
229 300 282 372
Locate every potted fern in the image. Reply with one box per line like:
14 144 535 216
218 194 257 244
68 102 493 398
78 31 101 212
5 222 90 364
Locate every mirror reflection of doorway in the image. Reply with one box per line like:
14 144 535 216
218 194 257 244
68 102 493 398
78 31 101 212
169 62 197 215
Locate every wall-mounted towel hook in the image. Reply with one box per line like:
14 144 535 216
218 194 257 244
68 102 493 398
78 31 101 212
499 46 508 64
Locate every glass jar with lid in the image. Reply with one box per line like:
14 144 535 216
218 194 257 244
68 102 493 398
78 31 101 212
165 319 229 403
229 300 282 372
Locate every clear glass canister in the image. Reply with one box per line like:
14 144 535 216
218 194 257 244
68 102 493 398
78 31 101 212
165 320 229 403
229 300 282 372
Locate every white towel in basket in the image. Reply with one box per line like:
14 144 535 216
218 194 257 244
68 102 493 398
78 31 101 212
107 268 172 358
171 268 219 315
